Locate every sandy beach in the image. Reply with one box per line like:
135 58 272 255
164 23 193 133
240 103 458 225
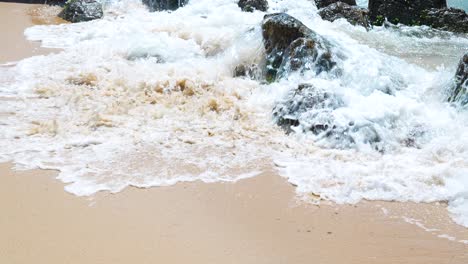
0 2 468 264
0 2 60 63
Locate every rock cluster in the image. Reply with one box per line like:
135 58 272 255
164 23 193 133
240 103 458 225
368 0 468 33
420 8 468 34
369 0 446 25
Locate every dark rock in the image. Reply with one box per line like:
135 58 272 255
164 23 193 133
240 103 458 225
233 64 262 80
368 0 447 26
318 2 370 29
273 84 383 150
314 0 356 9
1 0 65 5
420 8 468 34
448 53 468 105
58 0 103 23
142 0 189 12
261 13 336 81
238 0 268 12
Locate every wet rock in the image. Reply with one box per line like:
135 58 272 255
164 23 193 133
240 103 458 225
448 53 468 105
238 0 268 12
142 0 189 12
273 84 383 150
273 84 343 133
368 0 446 26
5 0 65 5
314 0 356 9
233 64 262 80
261 13 336 81
318 2 370 29
58 0 103 23
420 8 468 34
402 126 426 148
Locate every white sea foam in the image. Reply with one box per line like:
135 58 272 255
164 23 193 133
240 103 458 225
1 0 468 228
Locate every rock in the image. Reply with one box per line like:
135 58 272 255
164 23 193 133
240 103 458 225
314 0 356 9
273 84 343 133
142 0 189 12
273 84 383 149
420 8 468 34
58 0 103 23
238 0 268 12
261 13 336 81
233 64 261 80
318 2 370 29
3 0 65 5
368 0 446 26
448 53 468 105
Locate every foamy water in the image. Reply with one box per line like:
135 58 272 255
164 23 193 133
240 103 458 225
1 0 468 228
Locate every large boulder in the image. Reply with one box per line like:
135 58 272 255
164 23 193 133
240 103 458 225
448 53 468 105
58 0 103 23
314 0 356 9
420 8 468 34
261 13 336 81
238 0 268 12
368 0 446 26
142 0 189 12
318 2 370 29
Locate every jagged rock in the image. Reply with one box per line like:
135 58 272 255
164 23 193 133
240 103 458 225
314 0 356 9
142 0 189 12
58 0 103 23
238 0 268 12
273 84 383 149
420 8 468 34
449 53 468 105
368 0 446 26
318 2 370 29
261 13 336 81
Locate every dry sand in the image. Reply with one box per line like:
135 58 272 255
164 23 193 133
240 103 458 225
0 3 468 264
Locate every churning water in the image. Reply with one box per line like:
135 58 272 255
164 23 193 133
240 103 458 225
1 0 468 228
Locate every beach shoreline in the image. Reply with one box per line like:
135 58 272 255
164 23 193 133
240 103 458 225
0 2 60 64
0 3 467 264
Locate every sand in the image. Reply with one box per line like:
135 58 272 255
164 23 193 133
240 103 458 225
0 2 61 64
0 3 467 264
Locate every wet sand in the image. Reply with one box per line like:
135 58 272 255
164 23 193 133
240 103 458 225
1 3 468 264
0 2 59 64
